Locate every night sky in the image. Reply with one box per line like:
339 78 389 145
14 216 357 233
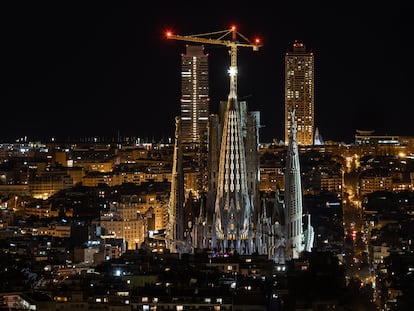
1 1 408 143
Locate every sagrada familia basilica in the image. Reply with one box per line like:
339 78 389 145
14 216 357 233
166 28 314 263
167 79 314 264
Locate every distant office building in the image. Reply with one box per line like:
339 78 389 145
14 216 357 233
180 45 209 145
359 175 393 196
355 129 400 145
285 41 315 146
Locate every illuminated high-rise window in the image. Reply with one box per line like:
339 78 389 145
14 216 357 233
284 41 314 146
180 45 209 145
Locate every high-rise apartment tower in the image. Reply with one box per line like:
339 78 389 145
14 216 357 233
284 41 314 146
180 45 209 145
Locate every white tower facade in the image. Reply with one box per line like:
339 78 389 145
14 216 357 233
284 109 305 260
180 45 209 145
210 97 259 254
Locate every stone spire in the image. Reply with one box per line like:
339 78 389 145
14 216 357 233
212 97 254 254
284 109 305 260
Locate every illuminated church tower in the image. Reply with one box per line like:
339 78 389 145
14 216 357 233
168 27 271 256
166 117 186 252
206 96 260 254
201 30 260 254
284 109 307 260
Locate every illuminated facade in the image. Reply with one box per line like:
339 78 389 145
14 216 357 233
285 41 314 146
98 201 147 251
166 117 185 252
284 110 312 259
168 34 314 260
204 98 261 254
180 45 209 145
187 37 261 254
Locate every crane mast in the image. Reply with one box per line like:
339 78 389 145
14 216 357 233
166 26 262 100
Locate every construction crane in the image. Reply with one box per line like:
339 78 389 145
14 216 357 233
166 26 262 101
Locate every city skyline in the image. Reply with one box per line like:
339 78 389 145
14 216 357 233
1 2 407 143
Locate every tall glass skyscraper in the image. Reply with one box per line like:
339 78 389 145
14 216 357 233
180 45 209 145
284 41 314 146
